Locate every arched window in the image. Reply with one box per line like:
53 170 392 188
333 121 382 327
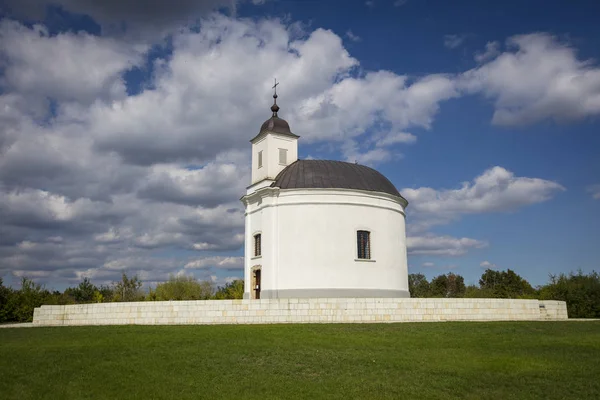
357 230 370 259
254 234 262 257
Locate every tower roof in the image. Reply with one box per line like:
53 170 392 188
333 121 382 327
251 80 299 142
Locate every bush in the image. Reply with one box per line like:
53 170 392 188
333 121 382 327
0 278 15 323
463 285 497 298
8 278 51 322
479 269 536 299
64 278 98 303
429 273 466 298
539 270 600 318
150 275 214 301
112 273 145 302
214 280 244 300
408 274 430 298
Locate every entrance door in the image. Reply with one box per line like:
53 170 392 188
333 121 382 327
253 269 261 299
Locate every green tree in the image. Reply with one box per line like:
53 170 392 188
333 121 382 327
98 285 114 302
464 285 496 298
151 275 214 301
11 278 50 322
430 273 466 298
408 273 430 298
65 278 98 303
479 269 535 298
0 278 16 323
112 273 144 302
44 290 76 305
214 280 244 300
539 270 600 318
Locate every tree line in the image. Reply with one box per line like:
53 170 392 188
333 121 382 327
1 268 598 323
409 269 599 319
0 273 244 323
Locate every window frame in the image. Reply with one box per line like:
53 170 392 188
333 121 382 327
258 151 263 169
253 233 262 258
356 230 371 260
278 148 287 165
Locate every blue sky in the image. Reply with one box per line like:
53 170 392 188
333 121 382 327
0 0 599 290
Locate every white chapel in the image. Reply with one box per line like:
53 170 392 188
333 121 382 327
240 87 409 299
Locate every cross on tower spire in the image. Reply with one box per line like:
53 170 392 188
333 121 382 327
271 78 280 117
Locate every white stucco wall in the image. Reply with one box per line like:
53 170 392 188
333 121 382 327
250 132 298 184
242 187 408 299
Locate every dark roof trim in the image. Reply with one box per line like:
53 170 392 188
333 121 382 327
250 128 300 143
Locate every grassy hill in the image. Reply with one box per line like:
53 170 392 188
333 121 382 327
1 322 599 399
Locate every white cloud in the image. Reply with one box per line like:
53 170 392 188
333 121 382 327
374 131 417 146
421 262 435 267
0 20 146 104
587 184 600 200
185 256 244 270
461 33 600 125
444 34 467 49
480 260 498 269
345 30 361 42
474 41 500 63
137 162 249 207
407 235 488 256
2 0 247 40
402 166 565 231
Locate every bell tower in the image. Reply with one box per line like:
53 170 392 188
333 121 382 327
249 80 299 189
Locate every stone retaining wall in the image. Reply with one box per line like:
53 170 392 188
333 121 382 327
32 298 568 326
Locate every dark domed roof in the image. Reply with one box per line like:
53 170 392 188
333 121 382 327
251 91 299 142
271 160 406 200
259 116 295 136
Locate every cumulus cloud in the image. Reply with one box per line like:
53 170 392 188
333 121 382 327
403 166 565 231
461 33 600 125
407 235 487 256
137 162 249 207
184 256 244 270
0 20 147 104
587 184 600 200
1 0 247 40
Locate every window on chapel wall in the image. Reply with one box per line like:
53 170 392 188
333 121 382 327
258 151 263 168
278 148 287 165
254 234 262 257
357 230 371 260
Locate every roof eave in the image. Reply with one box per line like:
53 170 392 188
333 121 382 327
250 130 300 143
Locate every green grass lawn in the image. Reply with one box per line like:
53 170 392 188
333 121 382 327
1 322 599 399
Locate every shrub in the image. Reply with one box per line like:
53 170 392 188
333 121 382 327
214 280 244 300
539 270 600 318
11 278 50 322
408 274 430 298
112 273 144 302
429 273 466 298
479 269 535 299
151 275 214 301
